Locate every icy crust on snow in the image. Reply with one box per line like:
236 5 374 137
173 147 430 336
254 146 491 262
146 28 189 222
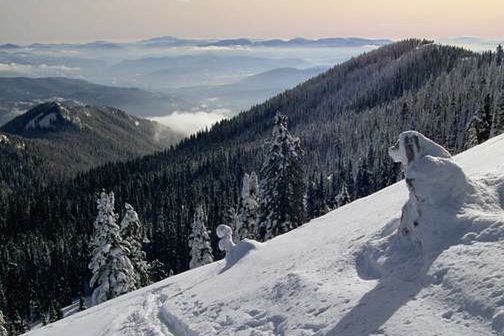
27 134 504 336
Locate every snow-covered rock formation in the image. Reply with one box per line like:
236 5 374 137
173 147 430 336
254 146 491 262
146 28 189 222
388 130 475 251
27 133 504 336
217 224 236 256
360 131 504 280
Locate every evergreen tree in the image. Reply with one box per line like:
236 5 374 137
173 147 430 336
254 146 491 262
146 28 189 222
306 178 318 219
120 203 151 287
316 172 329 215
48 300 61 323
345 161 356 200
149 260 168 282
355 159 373 199
465 113 483 149
78 293 87 312
400 101 410 124
497 44 503 67
188 205 214 269
10 311 28 334
480 93 493 142
0 310 7 336
223 207 240 243
335 181 351 207
493 93 504 136
258 113 306 241
88 192 137 305
306 173 329 219
237 172 260 240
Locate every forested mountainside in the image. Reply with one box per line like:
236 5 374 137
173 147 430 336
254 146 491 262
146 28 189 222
2 39 504 333
0 101 182 193
24 133 504 336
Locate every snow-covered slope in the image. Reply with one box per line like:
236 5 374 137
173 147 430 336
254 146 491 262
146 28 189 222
27 134 504 336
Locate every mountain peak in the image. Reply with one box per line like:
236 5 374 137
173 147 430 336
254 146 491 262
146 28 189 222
1 101 87 135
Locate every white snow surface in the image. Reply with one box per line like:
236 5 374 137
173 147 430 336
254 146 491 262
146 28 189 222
26 134 504 336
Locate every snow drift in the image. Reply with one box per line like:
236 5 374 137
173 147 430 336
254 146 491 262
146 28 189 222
27 132 504 336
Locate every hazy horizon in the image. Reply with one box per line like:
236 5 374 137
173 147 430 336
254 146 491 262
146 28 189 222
0 35 503 47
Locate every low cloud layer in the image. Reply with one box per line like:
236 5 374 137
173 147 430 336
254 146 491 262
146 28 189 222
0 63 81 77
150 109 231 135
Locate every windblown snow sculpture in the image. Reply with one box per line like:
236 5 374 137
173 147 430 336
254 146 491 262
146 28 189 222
217 224 235 257
389 131 474 250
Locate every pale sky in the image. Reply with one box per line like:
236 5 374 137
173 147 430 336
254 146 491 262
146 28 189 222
0 0 503 44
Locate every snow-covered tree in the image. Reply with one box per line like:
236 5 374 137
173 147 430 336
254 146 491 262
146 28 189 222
89 192 136 305
466 94 494 148
149 259 168 282
465 113 483 149
355 158 373 199
48 301 62 323
480 93 493 141
258 113 306 241
237 172 259 240
188 205 214 269
335 181 351 207
497 44 504 66
0 310 7 336
223 206 240 242
307 172 330 218
492 93 504 136
120 203 151 287
11 311 28 334
78 293 87 311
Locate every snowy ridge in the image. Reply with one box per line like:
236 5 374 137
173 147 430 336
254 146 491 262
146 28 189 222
22 102 85 131
24 112 58 130
27 134 504 336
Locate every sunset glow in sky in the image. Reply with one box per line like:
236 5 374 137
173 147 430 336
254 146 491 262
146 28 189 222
0 0 502 43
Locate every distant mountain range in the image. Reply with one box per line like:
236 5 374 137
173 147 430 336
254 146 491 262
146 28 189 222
171 66 330 112
233 66 330 89
140 36 392 48
0 37 392 50
116 54 312 89
0 77 187 125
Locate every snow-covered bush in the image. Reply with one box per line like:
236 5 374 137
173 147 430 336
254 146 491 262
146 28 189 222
216 224 235 257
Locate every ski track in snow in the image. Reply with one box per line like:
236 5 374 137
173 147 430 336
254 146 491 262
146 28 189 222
26 135 504 336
